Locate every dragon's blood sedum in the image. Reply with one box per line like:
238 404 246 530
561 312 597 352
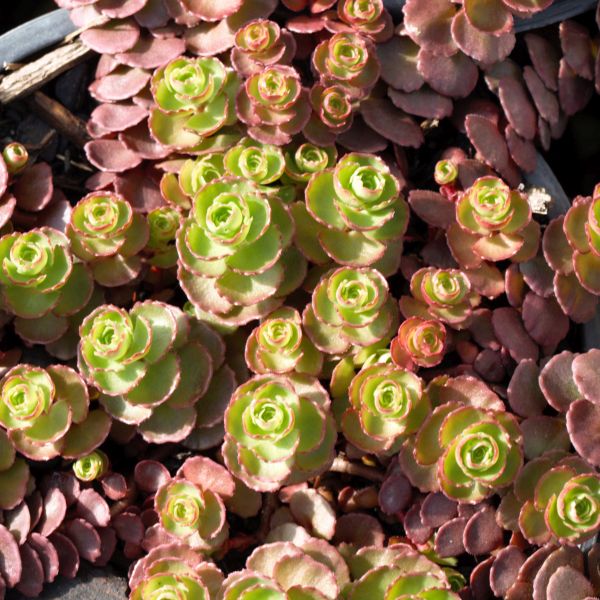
72 450 109 482
401 267 481 329
402 376 523 502
283 142 337 185
447 176 539 267
338 0 393 40
79 301 218 443
303 266 398 355
223 374 336 491
221 538 348 599
145 205 181 269
236 64 311 145
177 176 303 325
245 307 323 376
67 192 148 287
391 316 447 370
224 137 285 185
337 363 429 455
129 543 223 600
150 56 239 150
312 32 380 100
231 19 296 77
296 153 407 271
2 142 29 175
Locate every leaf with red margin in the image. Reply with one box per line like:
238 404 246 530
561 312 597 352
403 0 457 56
492 307 539 363
85 139 142 173
377 35 424 92
418 49 478 99
80 19 140 54
539 351 581 412
360 98 424 148
507 359 546 417
522 292 569 349
13 163 53 212
555 272 598 324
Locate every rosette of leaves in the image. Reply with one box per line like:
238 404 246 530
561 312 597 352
150 56 239 150
155 478 228 552
144 206 181 269
236 64 311 145
245 307 323 376
2 142 28 175
345 544 459 600
129 543 223 600
391 317 447 370
434 159 458 187
224 137 285 185
303 266 398 355
512 452 600 546
72 450 109 482
162 153 226 211
337 363 430 455
177 176 305 326
296 153 407 271
544 193 600 298
337 0 393 41
446 177 539 268
312 32 380 100
78 301 219 444
223 373 336 491
304 84 356 145
400 267 481 329
0 364 109 461
221 537 349 600
283 142 337 185
403 376 522 503
67 192 149 287
231 19 296 77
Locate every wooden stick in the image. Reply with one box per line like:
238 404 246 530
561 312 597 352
26 91 90 148
0 40 92 105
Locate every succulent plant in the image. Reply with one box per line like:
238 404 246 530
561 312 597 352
512 452 600 545
312 32 379 100
78 301 219 444
304 84 356 145
391 317 448 370
345 544 460 599
245 307 323 376
221 537 349 599
401 267 481 329
155 478 228 552
72 450 109 482
337 363 429 455
295 153 407 271
303 266 398 355
236 64 312 145
402 376 523 503
129 543 223 600
224 137 285 185
0 364 110 462
2 142 29 175
177 175 304 325
67 192 148 287
145 205 181 269
283 142 337 185
223 374 336 491
338 0 393 40
231 19 296 77
434 159 458 187
150 56 239 150
446 176 539 268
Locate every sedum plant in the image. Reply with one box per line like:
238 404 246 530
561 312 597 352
2 142 28 175
72 449 109 482
390 316 447 370
78 301 218 444
245 307 323 376
513 452 600 546
129 543 223 600
283 142 337 185
337 363 430 455
149 56 239 150
155 477 228 552
223 373 336 491
337 0 393 40
403 376 523 503
401 267 481 329
345 544 460 600
0 364 109 461
231 19 296 77
295 153 407 271
236 64 311 145
145 205 181 269
303 266 398 355
67 192 148 287
446 176 539 268
221 537 349 600
224 137 285 185
312 32 380 100
177 175 304 325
